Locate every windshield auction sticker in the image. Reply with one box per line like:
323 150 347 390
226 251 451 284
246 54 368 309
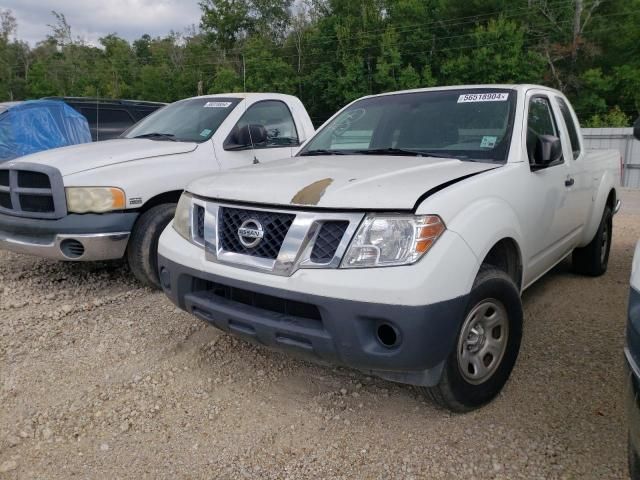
204 101 232 108
480 135 498 148
457 93 509 103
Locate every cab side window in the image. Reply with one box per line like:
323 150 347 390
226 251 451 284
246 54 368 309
556 97 582 159
234 100 299 148
526 96 563 166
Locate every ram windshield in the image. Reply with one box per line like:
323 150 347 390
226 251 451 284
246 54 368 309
300 89 517 162
124 97 241 143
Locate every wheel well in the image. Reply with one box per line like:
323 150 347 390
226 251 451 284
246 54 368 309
606 189 616 210
140 190 183 213
481 238 522 289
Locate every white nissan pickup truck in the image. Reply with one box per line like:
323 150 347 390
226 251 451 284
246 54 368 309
0 93 314 287
158 85 621 412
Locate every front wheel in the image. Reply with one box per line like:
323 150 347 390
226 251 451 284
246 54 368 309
127 203 176 288
420 267 523 412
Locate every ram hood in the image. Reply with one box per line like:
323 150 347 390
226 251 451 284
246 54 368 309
7 138 198 176
188 155 499 210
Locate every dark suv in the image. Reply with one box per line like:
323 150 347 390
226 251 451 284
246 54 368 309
43 97 166 141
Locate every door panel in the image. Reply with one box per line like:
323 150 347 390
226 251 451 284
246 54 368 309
554 96 592 236
219 100 300 169
522 94 575 282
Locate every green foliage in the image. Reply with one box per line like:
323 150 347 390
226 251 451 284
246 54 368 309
243 36 296 93
0 2 637 127
440 18 546 85
208 66 242 94
583 106 631 128
199 0 293 50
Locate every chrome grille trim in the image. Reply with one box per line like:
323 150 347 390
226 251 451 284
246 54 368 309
0 162 67 219
194 199 363 277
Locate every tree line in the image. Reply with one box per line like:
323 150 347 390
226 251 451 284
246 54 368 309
0 0 638 127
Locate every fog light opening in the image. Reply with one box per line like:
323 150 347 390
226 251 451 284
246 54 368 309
160 267 171 290
377 323 399 348
60 239 85 259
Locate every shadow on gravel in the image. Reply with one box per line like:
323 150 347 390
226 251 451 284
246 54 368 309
520 257 574 305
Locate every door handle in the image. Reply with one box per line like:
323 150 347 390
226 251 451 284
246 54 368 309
565 177 574 187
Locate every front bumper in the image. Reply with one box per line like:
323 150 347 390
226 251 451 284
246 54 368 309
626 347 640 474
627 285 640 471
0 211 138 261
159 254 468 387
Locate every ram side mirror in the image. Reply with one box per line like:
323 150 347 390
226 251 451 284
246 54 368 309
224 124 268 150
532 134 563 169
634 117 640 141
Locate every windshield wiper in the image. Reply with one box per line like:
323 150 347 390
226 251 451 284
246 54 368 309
354 147 424 156
133 132 177 141
299 149 346 156
355 148 465 159
413 150 468 159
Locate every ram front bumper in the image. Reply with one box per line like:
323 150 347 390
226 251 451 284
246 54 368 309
0 211 138 261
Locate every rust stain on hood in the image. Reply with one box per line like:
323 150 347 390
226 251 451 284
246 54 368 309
290 178 333 206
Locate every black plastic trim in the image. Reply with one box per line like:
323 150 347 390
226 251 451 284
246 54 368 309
0 211 139 236
159 255 468 385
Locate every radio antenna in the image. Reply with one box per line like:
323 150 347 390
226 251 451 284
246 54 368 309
242 54 258 164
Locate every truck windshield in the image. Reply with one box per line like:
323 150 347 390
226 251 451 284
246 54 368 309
124 97 241 143
300 89 517 162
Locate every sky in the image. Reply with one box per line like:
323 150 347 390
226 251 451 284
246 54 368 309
3 0 203 46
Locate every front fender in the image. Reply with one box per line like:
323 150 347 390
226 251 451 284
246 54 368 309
441 196 525 281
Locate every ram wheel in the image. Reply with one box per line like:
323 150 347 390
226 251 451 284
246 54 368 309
420 266 523 413
127 203 176 289
572 206 613 277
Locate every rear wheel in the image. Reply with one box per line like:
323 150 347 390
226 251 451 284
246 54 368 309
420 267 523 412
127 203 176 288
572 206 612 277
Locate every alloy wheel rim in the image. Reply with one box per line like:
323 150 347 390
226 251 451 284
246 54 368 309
457 299 509 385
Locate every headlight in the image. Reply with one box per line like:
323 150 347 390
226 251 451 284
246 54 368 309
65 187 126 213
341 214 445 268
173 192 193 241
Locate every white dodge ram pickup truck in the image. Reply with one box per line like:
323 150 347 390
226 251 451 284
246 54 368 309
158 85 621 411
0 93 314 287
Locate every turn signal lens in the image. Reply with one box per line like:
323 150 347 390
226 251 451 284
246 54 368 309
415 219 445 253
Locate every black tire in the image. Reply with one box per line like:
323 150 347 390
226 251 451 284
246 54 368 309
420 266 523 413
631 434 640 480
127 203 176 289
572 205 612 277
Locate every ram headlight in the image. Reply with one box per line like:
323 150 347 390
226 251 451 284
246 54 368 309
341 214 445 268
65 187 126 213
172 192 193 241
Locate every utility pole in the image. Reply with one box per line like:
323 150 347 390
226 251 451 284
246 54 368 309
242 54 246 92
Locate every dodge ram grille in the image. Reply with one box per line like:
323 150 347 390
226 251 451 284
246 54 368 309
0 164 66 219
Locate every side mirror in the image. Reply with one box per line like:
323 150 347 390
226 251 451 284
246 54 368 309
225 124 268 150
634 117 640 141
532 134 563 169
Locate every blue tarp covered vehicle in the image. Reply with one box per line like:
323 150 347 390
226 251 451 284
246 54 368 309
0 100 92 163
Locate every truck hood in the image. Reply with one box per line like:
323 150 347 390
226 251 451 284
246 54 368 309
188 155 499 210
9 138 198 176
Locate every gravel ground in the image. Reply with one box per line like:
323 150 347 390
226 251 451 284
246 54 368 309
1 192 639 479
